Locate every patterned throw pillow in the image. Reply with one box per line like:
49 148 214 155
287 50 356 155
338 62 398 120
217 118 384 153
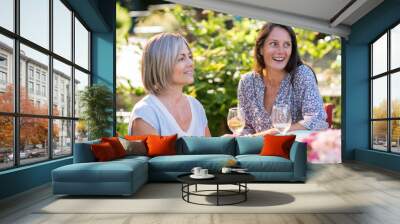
119 138 147 156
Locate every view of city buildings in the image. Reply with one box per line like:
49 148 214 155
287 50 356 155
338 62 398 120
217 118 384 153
0 0 91 170
0 40 81 169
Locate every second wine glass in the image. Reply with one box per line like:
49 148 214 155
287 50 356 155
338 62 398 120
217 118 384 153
271 104 292 135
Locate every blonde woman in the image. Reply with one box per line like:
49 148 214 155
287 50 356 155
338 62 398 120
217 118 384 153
128 33 211 137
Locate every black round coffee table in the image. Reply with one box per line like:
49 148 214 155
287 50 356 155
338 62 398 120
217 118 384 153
177 173 255 206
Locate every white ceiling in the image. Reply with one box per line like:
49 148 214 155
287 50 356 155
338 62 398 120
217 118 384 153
169 0 384 38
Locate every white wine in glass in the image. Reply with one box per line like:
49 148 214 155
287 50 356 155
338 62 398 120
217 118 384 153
271 104 292 134
227 108 245 135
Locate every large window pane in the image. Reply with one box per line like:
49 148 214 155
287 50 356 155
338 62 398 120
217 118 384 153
75 120 88 143
0 0 14 31
0 116 13 170
372 77 387 119
391 72 400 118
53 0 72 60
391 120 400 153
53 119 72 158
20 117 49 165
74 69 89 118
391 24 400 70
20 44 49 115
0 35 14 113
75 18 89 70
372 121 388 151
372 34 387 76
53 59 72 117
20 0 49 49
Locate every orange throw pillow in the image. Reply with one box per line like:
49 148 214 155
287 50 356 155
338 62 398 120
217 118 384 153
124 135 148 141
260 134 296 159
101 137 126 158
146 134 177 157
91 142 117 161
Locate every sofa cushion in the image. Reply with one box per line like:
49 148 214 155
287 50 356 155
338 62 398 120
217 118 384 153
236 155 293 172
148 154 235 172
52 159 147 183
235 136 263 155
115 155 150 164
177 137 236 155
53 163 133 183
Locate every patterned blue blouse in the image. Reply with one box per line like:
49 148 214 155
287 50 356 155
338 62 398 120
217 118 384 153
238 64 328 135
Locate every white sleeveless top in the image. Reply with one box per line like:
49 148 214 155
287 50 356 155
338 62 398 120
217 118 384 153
128 94 208 137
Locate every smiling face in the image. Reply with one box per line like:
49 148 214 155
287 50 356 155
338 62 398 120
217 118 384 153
170 43 194 86
260 26 292 73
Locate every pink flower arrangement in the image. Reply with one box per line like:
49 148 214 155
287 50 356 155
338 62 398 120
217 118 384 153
302 129 341 163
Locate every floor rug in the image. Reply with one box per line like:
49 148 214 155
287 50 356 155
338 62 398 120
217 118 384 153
37 183 361 214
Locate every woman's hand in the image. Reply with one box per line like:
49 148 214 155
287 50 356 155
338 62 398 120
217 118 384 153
288 123 306 132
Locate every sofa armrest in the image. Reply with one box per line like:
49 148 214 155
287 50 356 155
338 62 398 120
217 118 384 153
289 141 307 181
73 140 100 163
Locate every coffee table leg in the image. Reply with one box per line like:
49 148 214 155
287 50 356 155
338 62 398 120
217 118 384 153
245 183 247 201
217 184 219 206
181 184 183 200
195 184 197 192
188 184 190 202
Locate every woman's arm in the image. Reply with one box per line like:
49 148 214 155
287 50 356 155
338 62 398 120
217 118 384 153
130 118 158 136
237 76 256 135
204 127 211 137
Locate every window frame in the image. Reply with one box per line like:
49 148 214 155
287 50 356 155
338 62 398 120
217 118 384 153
0 53 7 88
0 0 92 171
370 21 400 154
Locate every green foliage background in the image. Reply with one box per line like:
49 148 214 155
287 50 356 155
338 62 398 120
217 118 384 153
116 2 132 48
116 5 342 136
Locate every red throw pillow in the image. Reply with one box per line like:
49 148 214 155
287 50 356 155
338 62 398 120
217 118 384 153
146 134 177 157
91 142 117 161
260 134 296 159
101 137 126 158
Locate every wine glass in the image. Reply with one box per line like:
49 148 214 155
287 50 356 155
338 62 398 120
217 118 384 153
271 104 292 135
227 107 245 135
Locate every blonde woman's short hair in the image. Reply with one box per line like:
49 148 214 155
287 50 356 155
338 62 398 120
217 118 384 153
141 33 191 95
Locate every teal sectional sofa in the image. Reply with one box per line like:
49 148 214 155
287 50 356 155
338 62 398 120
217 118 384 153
52 136 307 196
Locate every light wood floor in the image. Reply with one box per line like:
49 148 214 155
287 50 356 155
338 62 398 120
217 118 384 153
1 162 400 224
